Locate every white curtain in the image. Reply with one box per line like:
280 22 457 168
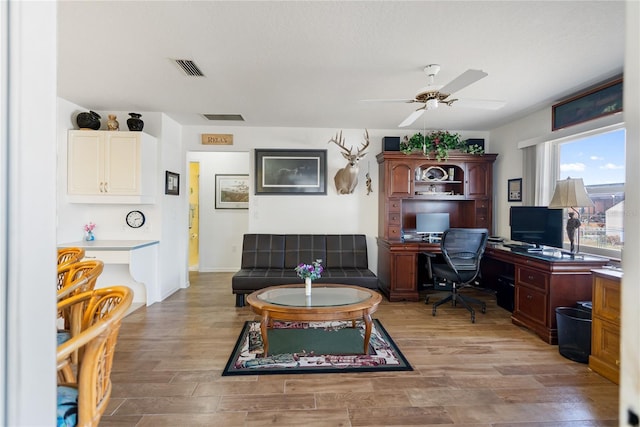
521 142 558 206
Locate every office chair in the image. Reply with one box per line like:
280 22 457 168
424 228 489 323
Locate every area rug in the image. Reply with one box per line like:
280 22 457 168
222 319 412 375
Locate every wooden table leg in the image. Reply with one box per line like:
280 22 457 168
260 312 270 356
362 313 373 355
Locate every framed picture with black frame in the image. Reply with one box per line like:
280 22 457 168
165 171 180 195
215 174 249 209
508 178 522 202
254 149 327 195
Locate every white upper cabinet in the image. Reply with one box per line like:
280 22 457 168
67 130 157 203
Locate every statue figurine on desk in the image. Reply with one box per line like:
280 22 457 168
566 211 581 253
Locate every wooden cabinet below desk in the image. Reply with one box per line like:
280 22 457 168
483 245 608 344
589 269 621 384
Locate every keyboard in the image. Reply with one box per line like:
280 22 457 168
503 243 543 252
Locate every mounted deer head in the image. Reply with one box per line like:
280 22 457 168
328 130 370 194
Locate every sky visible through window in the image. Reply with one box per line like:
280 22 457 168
558 129 625 185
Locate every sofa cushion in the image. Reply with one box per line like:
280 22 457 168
241 234 285 269
232 267 378 293
326 235 368 268
284 234 327 269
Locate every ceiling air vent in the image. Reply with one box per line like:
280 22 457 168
173 59 205 77
203 114 245 121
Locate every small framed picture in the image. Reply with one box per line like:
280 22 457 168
508 178 522 202
165 171 180 196
215 174 249 209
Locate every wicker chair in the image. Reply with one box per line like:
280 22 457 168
57 260 104 301
57 247 85 267
57 260 105 365
56 286 133 427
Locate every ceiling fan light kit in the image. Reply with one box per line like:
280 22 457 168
426 98 439 110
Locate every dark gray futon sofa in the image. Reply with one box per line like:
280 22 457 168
232 234 379 307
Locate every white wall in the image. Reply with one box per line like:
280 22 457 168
621 0 640 422
158 113 189 298
182 126 489 274
3 1 58 424
187 151 250 271
56 100 164 243
56 101 188 301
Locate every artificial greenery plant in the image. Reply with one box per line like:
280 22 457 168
400 130 484 161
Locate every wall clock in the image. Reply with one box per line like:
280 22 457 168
125 210 146 228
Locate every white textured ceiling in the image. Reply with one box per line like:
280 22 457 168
57 1 625 131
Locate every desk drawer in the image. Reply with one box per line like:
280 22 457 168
388 212 401 225
388 199 402 212
84 250 130 264
387 226 402 240
515 285 547 326
517 267 548 291
593 276 621 323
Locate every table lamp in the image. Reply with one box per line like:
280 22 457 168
548 177 594 254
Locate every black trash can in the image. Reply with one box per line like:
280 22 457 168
555 306 592 363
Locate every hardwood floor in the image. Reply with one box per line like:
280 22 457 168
101 272 619 426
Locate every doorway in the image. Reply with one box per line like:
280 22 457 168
188 162 200 270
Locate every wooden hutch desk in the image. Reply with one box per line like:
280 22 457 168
376 151 497 302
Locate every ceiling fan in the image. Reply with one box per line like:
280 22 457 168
363 64 506 127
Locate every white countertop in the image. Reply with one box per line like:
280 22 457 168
58 240 159 251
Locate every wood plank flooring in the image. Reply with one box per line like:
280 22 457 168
100 272 619 426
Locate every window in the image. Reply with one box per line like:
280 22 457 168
556 128 625 257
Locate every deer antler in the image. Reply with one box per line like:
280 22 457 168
328 130 352 155
358 129 370 156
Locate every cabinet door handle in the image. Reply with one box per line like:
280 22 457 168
104 182 109 193
99 182 104 193
528 275 534 280
527 294 533 300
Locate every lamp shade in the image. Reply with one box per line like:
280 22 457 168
548 177 594 208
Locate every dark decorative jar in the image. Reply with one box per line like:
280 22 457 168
127 113 144 131
76 111 101 130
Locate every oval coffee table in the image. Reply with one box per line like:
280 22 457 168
246 284 382 356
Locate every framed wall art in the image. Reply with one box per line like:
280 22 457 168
508 178 522 202
165 171 180 195
254 149 327 195
552 77 623 131
215 174 249 209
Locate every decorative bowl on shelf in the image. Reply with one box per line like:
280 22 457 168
422 166 448 181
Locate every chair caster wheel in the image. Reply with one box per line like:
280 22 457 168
425 297 430 304
471 315 476 323
481 304 486 314
432 308 437 316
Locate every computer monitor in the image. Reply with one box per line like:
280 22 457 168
416 213 450 236
509 206 563 248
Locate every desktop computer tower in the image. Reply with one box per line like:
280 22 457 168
496 274 515 312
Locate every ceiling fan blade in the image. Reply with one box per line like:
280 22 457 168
398 109 425 128
439 69 488 95
360 98 416 103
452 98 506 110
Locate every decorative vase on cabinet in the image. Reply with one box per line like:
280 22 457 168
127 112 144 131
76 111 101 130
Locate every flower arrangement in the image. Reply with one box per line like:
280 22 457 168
400 130 484 161
295 259 324 281
83 222 96 241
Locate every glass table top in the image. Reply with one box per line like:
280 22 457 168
257 286 373 307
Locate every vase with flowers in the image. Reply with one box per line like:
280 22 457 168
295 259 323 296
84 222 96 241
